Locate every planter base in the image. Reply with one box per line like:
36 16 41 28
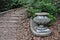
30 19 51 36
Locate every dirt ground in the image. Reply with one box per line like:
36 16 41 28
0 8 60 40
17 14 60 40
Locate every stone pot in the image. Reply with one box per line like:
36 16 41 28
30 12 51 36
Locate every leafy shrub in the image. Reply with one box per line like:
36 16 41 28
47 14 56 26
0 0 35 12
0 0 14 11
27 1 57 18
27 0 57 26
17 0 35 7
34 1 57 15
52 0 60 14
0 0 22 12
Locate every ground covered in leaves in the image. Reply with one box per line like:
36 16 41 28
17 10 60 40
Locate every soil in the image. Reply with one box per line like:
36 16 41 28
17 13 60 40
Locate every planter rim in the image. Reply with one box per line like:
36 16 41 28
35 12 49 16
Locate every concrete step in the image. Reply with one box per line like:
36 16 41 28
0 24 20 27
0 27 17 40
0 17 19 19
0 20 19 22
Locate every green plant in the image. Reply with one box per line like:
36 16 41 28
27 0 57 26
46 14 56 26
27 7 42 19
28 1 57 18
34 1 57 15
17 0 35 7
0 0 35 12
52 0 60 14
0 0 15 12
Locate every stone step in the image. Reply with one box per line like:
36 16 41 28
0 17 19 19
2 14 20 17
0 19 19 22
10 14 20 17
0 21 19 23
0 24 20 27
0 27 17 40
0 22 19 25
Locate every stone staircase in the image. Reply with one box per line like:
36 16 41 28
0 8 27 40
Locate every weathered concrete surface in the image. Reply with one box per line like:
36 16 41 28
0 8 27 40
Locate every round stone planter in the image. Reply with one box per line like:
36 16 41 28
30 12 51 36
